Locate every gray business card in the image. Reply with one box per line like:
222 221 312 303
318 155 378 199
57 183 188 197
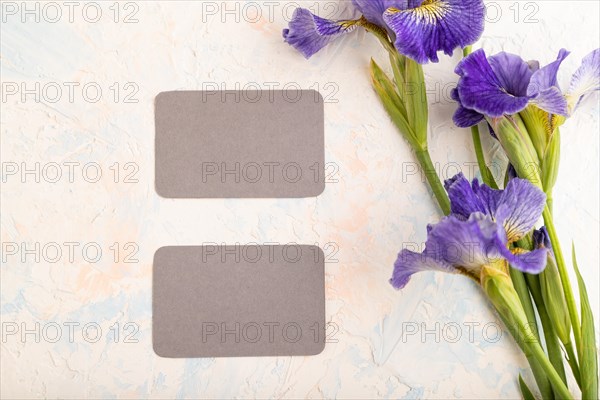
152 245 326 357
155 90 325 198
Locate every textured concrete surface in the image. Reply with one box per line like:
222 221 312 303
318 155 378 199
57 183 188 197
1 1 598 398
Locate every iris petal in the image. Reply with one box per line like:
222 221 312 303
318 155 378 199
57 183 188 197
391 212 502 289
383 0 485 64
455 49 532 117
445 173 506 220
352 0 410 27
528 49 569 93
451 88 484 127
497 245 548 274
527 49 570 115
494 178 546 242
282 8 359 59
452 105 485 128
472 180 503 215
530 87 568 116
444 173 544 242
426 213 503 270
390 248 454 289
444 172 486 219
567 48 600 114
489 52 535 97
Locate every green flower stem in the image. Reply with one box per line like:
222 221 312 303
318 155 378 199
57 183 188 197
510 268 554 398
546 191 554 215
509 269 540 341
542 206 582 353
369 26 450 217
492 299 573 399
415 149 451 215
497 311 555 400
470 124 499 189
538 303 569 385
526 274 569 385
526 339 573 400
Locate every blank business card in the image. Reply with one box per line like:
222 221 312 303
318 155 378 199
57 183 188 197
152 245 326 357
155 90 325 198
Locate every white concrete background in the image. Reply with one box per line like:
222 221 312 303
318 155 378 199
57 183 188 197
1 1 598 398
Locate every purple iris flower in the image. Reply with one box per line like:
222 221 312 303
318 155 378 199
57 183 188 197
283 0 485 64
452 48 600 127
390 173 548 289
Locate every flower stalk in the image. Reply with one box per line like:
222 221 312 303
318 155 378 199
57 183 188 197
371 50 451 215
509 267 556 398
482 266 573 400
414 149 451 215
542 207 582 353
525 272 570 386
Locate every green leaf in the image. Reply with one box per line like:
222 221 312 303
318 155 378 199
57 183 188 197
370 59 408 117
572 243 598 400
519 374 538 400
403 57 428 149
526 273 570 394
511 267 557 399
388 51 406 99
370 59 418 149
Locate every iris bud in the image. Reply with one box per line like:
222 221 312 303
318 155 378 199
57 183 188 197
533 228 572 344
540 255 572 344
481 265 538 346
488 114 542 188
518 105 563 197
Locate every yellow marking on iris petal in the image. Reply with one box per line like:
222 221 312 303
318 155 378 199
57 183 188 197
551 114 566 130
339 20 359 29
512 247 527 255
527 105 566 149
505 224 522 243
413 0 452 24
386 1 451 24
331 19 360 35
529 105 554 137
